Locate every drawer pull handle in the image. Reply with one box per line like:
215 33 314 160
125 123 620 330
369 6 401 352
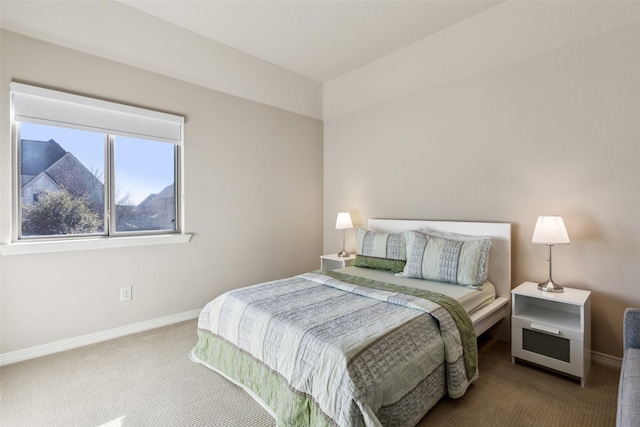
530 323 560 335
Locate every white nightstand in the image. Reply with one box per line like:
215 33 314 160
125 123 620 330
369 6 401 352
320 254 355 271
511 281 591 386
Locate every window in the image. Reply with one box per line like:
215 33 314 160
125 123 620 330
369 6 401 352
7 82 188 251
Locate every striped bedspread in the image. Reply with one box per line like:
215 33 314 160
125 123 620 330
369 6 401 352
191 270 478 427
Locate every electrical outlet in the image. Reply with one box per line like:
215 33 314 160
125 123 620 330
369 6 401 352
120 286 132 302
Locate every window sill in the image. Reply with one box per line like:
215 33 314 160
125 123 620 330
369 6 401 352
0 233 192 256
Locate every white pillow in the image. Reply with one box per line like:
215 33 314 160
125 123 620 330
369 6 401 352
419 227 491 242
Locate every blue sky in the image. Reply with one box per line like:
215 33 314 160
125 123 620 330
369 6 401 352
21 122 175 205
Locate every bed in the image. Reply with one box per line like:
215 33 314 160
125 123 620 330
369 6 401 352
190 219 511 427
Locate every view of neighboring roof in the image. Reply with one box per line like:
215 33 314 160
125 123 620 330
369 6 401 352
138 183 174 207
20 139 67 183
44 152 103 200
20 139 104 211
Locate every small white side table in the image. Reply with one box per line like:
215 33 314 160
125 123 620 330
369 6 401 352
320 254 355 271
511 281 591 386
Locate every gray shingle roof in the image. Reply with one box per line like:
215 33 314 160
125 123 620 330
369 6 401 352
20 139 67 176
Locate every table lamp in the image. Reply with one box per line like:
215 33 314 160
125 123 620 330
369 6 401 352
335 212 353 257
531 215 570 292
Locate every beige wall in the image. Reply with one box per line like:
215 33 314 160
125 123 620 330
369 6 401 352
2 4 638 363
324 23 640 358
0 31 323 354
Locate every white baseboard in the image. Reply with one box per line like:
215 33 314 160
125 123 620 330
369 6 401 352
592 350 622 370
0 309 201 367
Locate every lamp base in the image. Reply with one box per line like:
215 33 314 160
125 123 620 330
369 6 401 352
537 279 564 293
337 250 350 258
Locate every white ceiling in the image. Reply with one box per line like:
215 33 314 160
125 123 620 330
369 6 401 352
120 1 502 83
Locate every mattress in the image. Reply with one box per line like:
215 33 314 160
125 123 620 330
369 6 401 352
335 266 496 315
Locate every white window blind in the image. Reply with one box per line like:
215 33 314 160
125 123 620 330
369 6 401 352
10 82 183 144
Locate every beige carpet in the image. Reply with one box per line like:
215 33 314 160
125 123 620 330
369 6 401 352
419 337 619 426
0 320 619 427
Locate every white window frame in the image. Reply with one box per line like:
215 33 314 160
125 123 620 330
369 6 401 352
1 83 191 256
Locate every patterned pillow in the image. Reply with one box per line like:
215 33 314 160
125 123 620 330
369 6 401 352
352 228 406 273
401 230 491 289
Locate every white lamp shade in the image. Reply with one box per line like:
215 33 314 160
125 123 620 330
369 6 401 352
531 216 570 245
335 212 353 230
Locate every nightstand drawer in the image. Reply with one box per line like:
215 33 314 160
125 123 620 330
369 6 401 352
522 328 570 362
512 318 586 377
511 316 583 342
